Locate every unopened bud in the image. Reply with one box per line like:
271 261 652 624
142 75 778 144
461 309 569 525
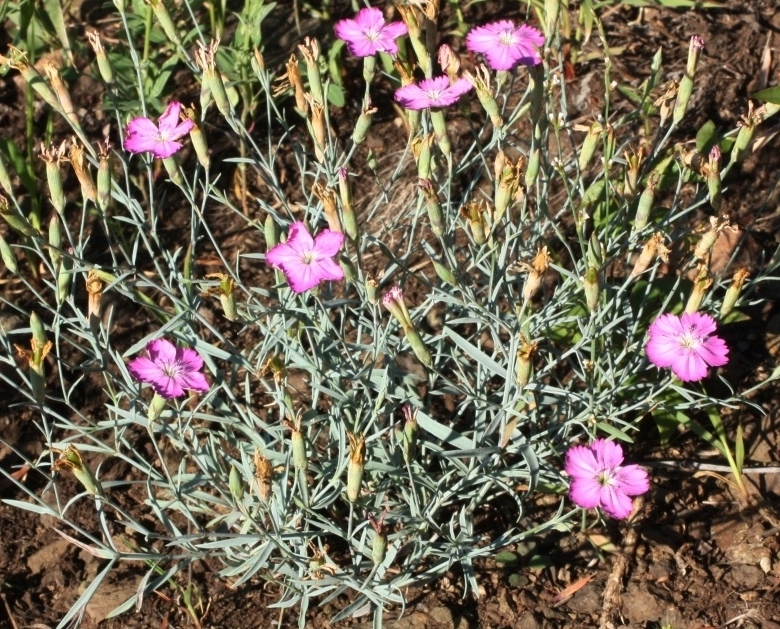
582 266 600 311
40 141 67 215
395 404 419 463
183 105 210 169
516 335 538 387
352 97 377 145
438 44 460 81
430 110 451 156
87 31 114 86
229 464 244 502
464 66 502 127
338 168 358 241
419 178 444 237
433 260 458 286
368 511 388 564
285 415 308 472
633 174 658 233
96 140 112 212
672 36 704 125
298 38 323 105
707 145 722 210
196 39 231 118
412 133 434 180
0 235 17 274
578 122 602 171
147 0 182 46
162 156 184 187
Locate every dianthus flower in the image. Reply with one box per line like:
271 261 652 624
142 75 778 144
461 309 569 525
266 221 345 293
334 7 408 57
465 20 545 71
394 76 473 110
128 338 209 399
565 439 650 520
645 312 728 382
124 102 194 159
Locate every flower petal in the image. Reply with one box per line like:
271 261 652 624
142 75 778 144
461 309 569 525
146 338 177 364
285 262 321 293
312 257 345 282
154 374 185 399
569 477 603 509
158 102 183 134
265 242 300 270
592 439 624 470
671 351 709 382
313 229 345 257
598 485 635 519
128 356 165 384
564 444 599 478
699 336 729 367
285 222 316 256
614 465 650 497
124 117 161 154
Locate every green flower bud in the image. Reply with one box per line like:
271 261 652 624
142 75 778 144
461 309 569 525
464 66 502 127
162 156 184 187
338 168 358 241
97 140 112 212
583 266 600 311
40 141 67 215
196 39 231 119
633 174 658 233
298 37 323 105
395 404 419 463
368 511 388 565
229 464 244 502
0 235 17 274
672 36 704 125
419 178 444 237
365 274 380 305
352 97 377 145
87 31 115 86
147 392 167 422
578 122 602 172
430 110 451 156
147 0 182 47
285 415 308 472
525 148 541 188
433 260 458 286
412 133 434 181
516 335 538 388
706 146 722 211
346 432 365 503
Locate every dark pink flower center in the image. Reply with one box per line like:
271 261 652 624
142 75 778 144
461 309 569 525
162 362 182 379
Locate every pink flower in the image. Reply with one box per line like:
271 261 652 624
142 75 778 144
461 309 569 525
466 21 545 71
266 221 345 293
645 312 728 382
128 338 210 399
334 7 408 57
123 102 195 159
394 76 473 110
565 439 650 520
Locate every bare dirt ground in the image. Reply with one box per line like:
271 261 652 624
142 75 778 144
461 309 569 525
3 1 780 627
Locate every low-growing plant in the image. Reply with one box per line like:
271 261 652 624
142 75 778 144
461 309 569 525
1 0 778 627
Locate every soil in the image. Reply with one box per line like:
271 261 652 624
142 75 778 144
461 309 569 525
3 1 780 628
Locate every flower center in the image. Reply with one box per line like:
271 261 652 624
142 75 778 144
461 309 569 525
301 251 316 265
597 470 615 487
162 362 181 379
679 327 702 351
364 28 379 42
498 31 516 47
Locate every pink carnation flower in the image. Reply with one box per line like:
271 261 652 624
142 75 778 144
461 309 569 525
266 221 345 293
565 439 650 520
466 21 545 71
645 312 728 382
334 7 408 57
128 338 210 399
123 102 195 159
394 76 473 110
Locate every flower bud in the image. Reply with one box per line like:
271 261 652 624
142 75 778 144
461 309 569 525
146 0 182 46
368 511 388 565
433 260 458 286
396 5 430 76
525 148 541 188
298 38 323 105
516 335 538 387
0 235 17 274
196 39 231 119
69 141 97 204
395 404 419 464
53 445 103 496
578 121 602 171
706 145 722 210
720 268 749 318
264 214 279 248
183 105 210 169
412 133 434 180
729 103 759 166
633 174 658 233
352 97 377 145
285 415 308 472
0 151 13 197
438 44 460 81
672 36 704 125
382 286 432 367
15 314 51 405
338 168 358 241
253 449 273 501
623 145 643 199
40 141 67 215
87 31 114 87
229 464 244 502
48 214 63 271
582 266 600 311
0 195 35 237
419 178 444 237
8 50 60 110
684 263 711 313
346 431 365 503
96 140 112 212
